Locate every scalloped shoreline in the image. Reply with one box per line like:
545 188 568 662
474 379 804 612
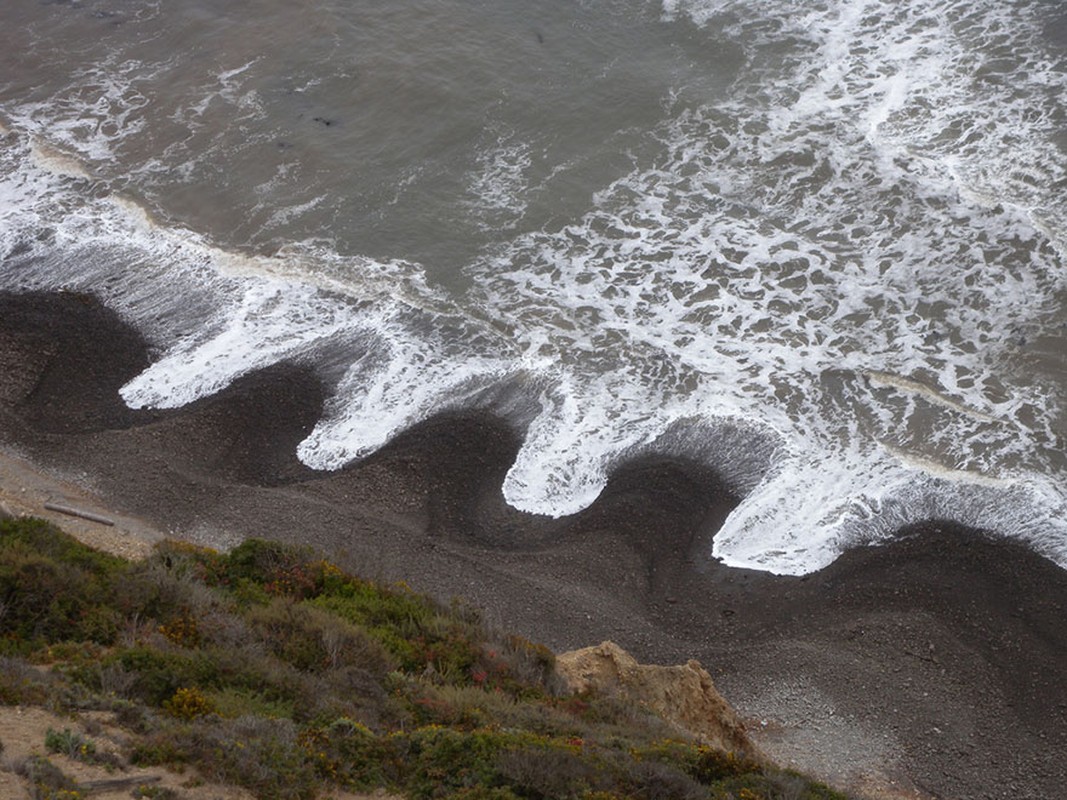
2 290 1066 798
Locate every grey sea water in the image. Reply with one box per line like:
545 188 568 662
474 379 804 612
1 0 1066 574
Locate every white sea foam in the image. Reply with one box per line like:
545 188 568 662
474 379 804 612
297 343 511 470
4 57 159 165
0 129 519 481
120 282 355 409
2 0 1067 575
464 131 532 230
462 0 1067 570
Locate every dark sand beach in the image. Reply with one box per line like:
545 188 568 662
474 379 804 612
2 291 1066 799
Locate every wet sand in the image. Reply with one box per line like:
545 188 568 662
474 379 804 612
1 290 1066 799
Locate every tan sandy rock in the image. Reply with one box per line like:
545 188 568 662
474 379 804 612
556 640 758 757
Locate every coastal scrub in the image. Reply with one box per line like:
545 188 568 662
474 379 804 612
0 517 850 800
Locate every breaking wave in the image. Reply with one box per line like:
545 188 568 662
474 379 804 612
2 0 1066 574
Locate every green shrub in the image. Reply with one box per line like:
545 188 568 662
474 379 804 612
110 643 300 712
150 540 224 581
710 770 851 800
12 755 83 800
178 716 318 800
162 687 216 720
312 591 486 685
157 611 201 648
129 727 187 767
111 700 153 734
0 525 123 648
0 655 55 705
228 576 273 606
206 686 294 720
111 647 202 706
287 664 402 729
44 727 95 761
42 724 123 771
300 717 393 789
218 539 319 599
634 741 759 785
246 598 393 675
0 517 126 575
312 582 434 644
553 693 681 745
495 745 605 798
0 519 133 654
400 726 508 800
407 689 488 730
496 634 559 692
625 758 708 800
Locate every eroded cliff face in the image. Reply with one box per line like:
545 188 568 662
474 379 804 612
556 641 757 757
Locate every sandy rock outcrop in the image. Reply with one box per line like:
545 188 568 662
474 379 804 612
556 641 757 757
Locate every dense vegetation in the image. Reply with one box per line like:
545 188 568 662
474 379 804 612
0 516 849 800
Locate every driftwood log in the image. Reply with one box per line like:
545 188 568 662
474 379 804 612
43 502 115 526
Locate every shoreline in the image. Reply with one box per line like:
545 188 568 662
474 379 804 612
2 290 1066 799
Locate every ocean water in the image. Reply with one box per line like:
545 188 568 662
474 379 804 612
1 0 1066 575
